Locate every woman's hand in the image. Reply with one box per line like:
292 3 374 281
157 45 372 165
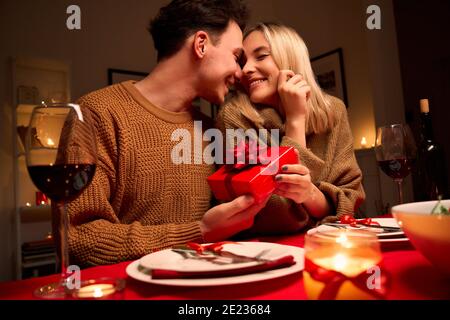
277 70 310 148
273 163 315 204
277 70 311 121
274 160 332 219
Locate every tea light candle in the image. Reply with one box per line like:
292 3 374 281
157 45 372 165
70 278 125 299
360 137 368 149
304 230 383 300
74 283 116 299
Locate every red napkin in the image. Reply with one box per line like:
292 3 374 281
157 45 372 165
151 255 296 279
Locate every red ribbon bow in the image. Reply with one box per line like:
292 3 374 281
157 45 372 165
339 214 380 227
186 241 240 254
305 258 390 300
225 140 271 171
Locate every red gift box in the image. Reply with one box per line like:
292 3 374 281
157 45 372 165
207 145 298 204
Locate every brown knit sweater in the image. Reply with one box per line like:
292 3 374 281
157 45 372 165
216 96 365 235
62 81 214 266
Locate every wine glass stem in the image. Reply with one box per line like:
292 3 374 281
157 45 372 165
395 179 404 204
58 202 70 286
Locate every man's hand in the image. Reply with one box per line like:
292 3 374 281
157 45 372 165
199 195 269 242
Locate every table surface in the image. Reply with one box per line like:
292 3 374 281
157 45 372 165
1 224 450 300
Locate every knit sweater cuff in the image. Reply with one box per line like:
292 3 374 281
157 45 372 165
163 221 205 246
316 181 355 217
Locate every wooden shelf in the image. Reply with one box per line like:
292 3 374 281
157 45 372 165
22 257 56 269
19 205 52 223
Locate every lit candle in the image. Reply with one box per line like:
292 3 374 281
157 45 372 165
70 278 125 300
73 283 116 299
304 230 383 300
360 137 368 149
46 138 55 146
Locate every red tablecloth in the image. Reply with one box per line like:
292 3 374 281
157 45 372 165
1 232 449 300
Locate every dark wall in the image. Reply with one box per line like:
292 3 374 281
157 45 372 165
393 0 450 199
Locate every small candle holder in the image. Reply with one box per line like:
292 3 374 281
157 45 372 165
68 277 126 300
304 229 388 300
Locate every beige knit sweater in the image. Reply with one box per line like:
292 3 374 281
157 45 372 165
216 96 365 235
61 81 214 267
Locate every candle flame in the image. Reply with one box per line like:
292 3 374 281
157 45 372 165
47 138 55 147
93 288 104 298
335 232 353 248
333 254 348 271
360 137 367 148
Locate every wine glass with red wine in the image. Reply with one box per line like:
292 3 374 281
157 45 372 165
375 124 417 204
25 103 97 298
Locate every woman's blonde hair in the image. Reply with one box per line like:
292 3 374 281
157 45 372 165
226 22 335 134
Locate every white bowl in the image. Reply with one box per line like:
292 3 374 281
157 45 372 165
392 200 450 275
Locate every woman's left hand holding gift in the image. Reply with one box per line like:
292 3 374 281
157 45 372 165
274 163 315 204
274 160 331 219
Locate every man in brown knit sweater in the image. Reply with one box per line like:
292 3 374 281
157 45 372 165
63 0 269 266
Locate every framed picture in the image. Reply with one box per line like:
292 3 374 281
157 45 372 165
107 68 148 85
311 48 348 107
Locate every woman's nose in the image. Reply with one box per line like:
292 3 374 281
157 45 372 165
242 61 255 75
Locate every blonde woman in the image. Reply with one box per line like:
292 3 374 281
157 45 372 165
216 22 365 234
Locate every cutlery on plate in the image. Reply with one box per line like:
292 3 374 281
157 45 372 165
323 223 402 233
171 247 272 264
144 255 296 279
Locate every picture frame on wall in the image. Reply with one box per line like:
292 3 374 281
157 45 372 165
311 48 348 107
107 68 148 85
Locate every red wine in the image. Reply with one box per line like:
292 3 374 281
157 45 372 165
28 164 96 202
378 158 414 180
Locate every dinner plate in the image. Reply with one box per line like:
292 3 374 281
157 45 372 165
139 242 291 272
307 218 405 238
126 242 304 287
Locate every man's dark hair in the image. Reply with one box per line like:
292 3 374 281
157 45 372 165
149 0 249 61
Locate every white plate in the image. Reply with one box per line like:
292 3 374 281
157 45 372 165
307 218 405 238
139 242 291 272
126 242 304 287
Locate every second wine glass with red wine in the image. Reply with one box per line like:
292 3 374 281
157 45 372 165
375 124 417 204
25 102 97 298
